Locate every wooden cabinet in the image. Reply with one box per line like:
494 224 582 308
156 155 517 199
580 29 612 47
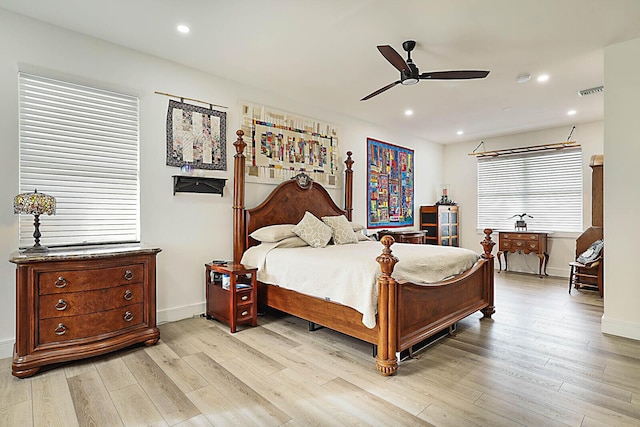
10 246 161 378
420 205 459 246
376 230 427 244
205 262 258 333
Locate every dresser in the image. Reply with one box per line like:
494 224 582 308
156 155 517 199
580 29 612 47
10 245 161 378
420 205 459 246
497 231 549 278
376 229 427 244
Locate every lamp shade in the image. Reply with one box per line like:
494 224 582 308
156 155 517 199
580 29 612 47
13 189 56 216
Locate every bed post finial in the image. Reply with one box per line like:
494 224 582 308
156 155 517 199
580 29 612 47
480 228 496 318
481 228 495 259
375 235 399 376
344 151 354 221
233 130 247 264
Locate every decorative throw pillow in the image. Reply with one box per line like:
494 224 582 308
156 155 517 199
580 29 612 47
292 212 333 248
249 224 296 242
322 215 359 245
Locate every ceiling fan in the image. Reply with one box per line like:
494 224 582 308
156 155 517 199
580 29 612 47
361 40 490 101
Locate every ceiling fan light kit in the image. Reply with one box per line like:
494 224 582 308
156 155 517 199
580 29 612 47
361 40 490 101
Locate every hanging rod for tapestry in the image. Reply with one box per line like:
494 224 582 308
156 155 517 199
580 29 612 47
154 91 228 109
469 140 580 158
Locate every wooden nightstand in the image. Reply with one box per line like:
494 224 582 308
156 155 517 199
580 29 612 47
205 262 258 332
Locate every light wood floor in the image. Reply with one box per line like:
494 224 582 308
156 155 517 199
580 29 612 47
2 273 639 426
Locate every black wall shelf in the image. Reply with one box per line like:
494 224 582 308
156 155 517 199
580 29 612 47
172 176 227 196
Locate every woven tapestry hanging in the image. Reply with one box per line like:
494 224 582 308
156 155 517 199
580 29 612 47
239 101 340 187
166 100 227 170
367 137 414 228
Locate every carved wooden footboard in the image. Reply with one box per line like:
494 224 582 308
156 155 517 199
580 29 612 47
231 130 495 375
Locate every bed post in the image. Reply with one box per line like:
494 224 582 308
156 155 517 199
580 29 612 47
233 130 247 265
480 228 496 318
375 235 399 376
344 151 354 221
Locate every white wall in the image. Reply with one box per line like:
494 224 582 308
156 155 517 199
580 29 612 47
443 121 604 277
602 37 640 340
0 10 443 358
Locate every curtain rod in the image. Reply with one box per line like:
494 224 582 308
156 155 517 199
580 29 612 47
154 91 227 109
469 141 580 158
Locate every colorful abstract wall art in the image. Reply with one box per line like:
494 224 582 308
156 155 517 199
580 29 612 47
367 138 414 228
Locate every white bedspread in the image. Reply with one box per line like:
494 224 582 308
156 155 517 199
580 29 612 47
241 240 480 329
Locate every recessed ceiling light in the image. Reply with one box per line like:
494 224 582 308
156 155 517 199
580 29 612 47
537 74 549 82
516 73 531 83
567 109 577 116
404 109 413 116
177 24 190 34
457 130 464 135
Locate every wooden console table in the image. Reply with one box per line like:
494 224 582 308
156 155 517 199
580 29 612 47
497 231 550 278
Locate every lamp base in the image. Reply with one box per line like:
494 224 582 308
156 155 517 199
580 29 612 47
22 244 49 253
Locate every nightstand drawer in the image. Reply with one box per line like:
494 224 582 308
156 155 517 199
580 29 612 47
39 303 144 345
39 264 144 295
236 303 253 322
236 289 253 305
39 282 144 319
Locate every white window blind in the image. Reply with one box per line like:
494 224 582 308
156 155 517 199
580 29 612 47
18 73 140 248
477 148 583 232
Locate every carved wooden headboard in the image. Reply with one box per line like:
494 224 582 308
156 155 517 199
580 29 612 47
232 130 354 263
244 176 347 249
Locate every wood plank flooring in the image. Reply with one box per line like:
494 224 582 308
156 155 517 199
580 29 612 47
1 273 639 426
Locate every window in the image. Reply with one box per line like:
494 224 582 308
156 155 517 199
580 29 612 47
477 148 582 232
18 73 140 248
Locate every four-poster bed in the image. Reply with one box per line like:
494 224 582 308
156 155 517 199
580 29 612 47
231 130 495 375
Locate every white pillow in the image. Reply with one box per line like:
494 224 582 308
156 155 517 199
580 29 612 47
350 222 365 232
322 215 359 245
356 231 372 241
275 236 309 248
249 224 296 242
292 212 333 248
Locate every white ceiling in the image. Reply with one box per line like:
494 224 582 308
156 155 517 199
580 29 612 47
2 0 640 144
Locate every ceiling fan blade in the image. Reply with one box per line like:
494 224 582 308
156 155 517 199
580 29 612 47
420 70 490 80
377 45 408 72
360 81 401 101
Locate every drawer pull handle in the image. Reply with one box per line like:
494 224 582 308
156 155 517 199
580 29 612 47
54 277 67 288
124 290 133 301
241 295 249 301
241 310 249 317
124 311 134 322
55 299 68 311
124 270 134 281
54 323 67 336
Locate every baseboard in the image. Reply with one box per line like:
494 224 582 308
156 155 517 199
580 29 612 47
156 302 205 325
601 315 640 341
0 337 14 360
494 265 569 278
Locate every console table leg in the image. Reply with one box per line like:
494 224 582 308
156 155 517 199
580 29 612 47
544 252 549 276
497 251 503 272
538 254 544 278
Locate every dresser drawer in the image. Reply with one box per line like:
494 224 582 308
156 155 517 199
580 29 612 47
39 282 144 319
39 303 144 345
38 264 144 295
